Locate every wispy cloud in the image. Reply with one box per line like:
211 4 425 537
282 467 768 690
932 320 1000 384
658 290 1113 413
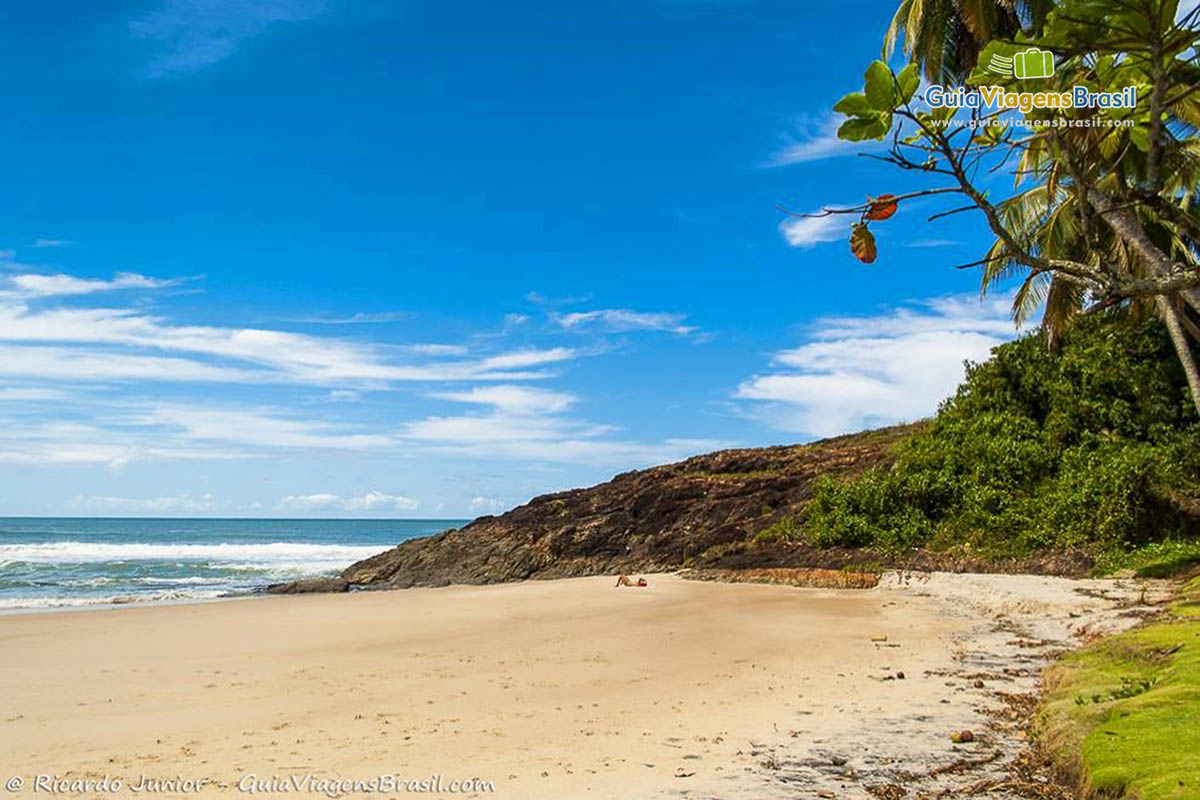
69 493 215 513
736 294 1025 438
32 238 72 249
0 416 249 470
0 387 70 402
278 491 420 512
0 266 726 483
764 114 867 167
778 213 845 248
129 0 327 78
407 382 726 466
132 404 397 450
525 290 592 306
0 272 577 386
431 385 577 414
294 311 410 325
0 398 394 471
8 272 178 298
469 496 506 514
907 238 962 249
551 308 696 335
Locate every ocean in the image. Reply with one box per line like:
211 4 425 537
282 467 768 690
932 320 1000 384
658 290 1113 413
0 517 466 612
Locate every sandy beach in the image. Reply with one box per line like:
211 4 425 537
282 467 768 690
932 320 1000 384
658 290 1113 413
0 573 1170 799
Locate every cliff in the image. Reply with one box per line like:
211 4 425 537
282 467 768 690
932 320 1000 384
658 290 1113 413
329 424 924 589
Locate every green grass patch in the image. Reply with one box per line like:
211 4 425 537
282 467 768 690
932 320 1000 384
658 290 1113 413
1038 578 1200 798
1094 540 1200 579
753 515 802 543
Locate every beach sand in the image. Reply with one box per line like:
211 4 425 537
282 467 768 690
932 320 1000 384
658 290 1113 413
0 573 1170 799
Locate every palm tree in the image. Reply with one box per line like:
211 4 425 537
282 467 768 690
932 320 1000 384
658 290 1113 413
879 0 1200 406
883 0 1054 82
973 53 1200 402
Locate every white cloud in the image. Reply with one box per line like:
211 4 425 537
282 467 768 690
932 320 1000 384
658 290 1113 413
473 348 575 371
736 294 1024 438
407 343 469 356
0 387 70 401
278 491 420 512
0 344 257 383
907 238 961 248
130 0 327 78
765 115 864 166
344 491 420 511
0 274 578 386
298 311 410 325
0 397 401 471
131 404 396 450
406 384 727 466
0 267 720 478
68 493 215 513
32 238 71 248
9 272 177 298
431 385 576 414
551 308 695 335
0 415 251 470
469 496 506 514
778 214 845 248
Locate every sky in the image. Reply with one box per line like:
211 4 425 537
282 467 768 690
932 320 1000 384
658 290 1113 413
0 0 1024 518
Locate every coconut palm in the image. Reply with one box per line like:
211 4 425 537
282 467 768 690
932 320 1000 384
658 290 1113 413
883 0 1054 82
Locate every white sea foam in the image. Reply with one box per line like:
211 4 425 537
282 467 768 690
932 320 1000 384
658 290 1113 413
0 589 230 611
0 541 385 566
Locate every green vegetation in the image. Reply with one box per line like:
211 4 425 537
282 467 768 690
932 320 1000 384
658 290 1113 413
753 515 802 543
770 317 1200 566
1038 577 1200 797
822 0 1200 414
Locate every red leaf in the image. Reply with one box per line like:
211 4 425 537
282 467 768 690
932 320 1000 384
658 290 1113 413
865 194 898 221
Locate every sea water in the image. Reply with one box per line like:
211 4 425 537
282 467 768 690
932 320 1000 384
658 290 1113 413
0 517 465 612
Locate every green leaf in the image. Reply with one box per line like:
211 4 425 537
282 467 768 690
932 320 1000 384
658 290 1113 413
833 92 874 116
837 113 892 142
896 63 920 105
1129 125 1149 152
864 61 897 111
967 40 1024 88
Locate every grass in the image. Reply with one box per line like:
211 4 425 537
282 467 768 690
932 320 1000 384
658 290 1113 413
1037 576 1200 798
1093 540 1200 578
753 515 802 543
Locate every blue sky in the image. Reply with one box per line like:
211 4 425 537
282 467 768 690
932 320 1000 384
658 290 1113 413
0 0 1022 517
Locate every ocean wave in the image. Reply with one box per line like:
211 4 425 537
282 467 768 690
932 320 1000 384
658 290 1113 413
0 589 231 611
0 541 386 566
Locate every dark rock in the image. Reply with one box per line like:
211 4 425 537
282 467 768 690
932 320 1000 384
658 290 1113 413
330 420 1094 591
267 577 351 594
340 425 922 589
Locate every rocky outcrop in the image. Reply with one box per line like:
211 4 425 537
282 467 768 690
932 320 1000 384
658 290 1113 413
267 577 350 594
333 424 924 590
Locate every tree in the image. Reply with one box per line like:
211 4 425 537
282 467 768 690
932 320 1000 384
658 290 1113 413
810 0 1200 412
884 0 1054 82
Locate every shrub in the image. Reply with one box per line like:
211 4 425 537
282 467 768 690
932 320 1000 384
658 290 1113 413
801 316 1200 561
